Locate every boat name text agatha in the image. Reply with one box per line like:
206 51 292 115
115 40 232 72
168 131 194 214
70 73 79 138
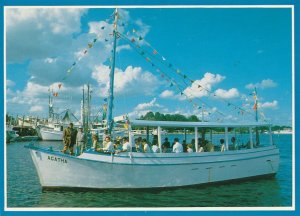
47 156 68 164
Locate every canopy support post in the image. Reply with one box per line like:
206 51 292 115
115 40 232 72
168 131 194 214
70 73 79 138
158 126 162 153
249 127 253 149
225 127 229 151
195 127 198 152
269 126 273 146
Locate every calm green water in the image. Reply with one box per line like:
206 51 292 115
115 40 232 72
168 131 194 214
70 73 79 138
6 134 292 207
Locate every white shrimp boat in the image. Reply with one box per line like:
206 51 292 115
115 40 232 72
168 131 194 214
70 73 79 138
26 9 280 190
36 124 63 141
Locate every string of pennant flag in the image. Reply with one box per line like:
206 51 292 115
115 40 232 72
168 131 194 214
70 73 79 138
117 30 265 121
49 11 267 122
50 17 115 98
117 31 226 120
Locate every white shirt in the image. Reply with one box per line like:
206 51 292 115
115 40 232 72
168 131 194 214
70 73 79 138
172 142 183 153
187 147 193 153
198 146 204 152
76 131 84 143
152 145 159 153
122 141 132 152
103 141 114 152
143 143 151 153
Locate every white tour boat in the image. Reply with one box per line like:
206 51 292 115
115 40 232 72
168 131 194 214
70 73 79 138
25 9 280 190
25 120 279 189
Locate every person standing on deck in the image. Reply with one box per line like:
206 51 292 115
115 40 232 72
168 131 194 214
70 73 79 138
76 126 85 155
92 133 99 149
69 124 77 155
61 123 73 154
172 138 183 153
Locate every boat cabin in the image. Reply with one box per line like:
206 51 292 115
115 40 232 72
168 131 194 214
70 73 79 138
127 120 274 153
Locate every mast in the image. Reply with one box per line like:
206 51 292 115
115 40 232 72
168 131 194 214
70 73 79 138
253 87 260 146
82 87 85 127
48 88 53 119
86 84 91 127
254 87 258 122
106 8 119 135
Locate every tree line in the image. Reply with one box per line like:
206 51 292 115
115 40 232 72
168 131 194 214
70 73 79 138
138 111 292 132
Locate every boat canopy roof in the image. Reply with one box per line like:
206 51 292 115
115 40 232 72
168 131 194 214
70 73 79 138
130 120 271 128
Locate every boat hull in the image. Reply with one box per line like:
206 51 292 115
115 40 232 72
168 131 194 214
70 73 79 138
26 145 280 189
38 128 63 141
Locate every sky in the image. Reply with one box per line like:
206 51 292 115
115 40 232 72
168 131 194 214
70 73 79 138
5 7 293 126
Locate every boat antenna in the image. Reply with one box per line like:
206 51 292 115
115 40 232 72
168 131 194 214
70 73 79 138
107 8 119 135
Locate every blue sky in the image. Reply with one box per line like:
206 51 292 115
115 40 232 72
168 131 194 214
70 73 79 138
5 7 292 126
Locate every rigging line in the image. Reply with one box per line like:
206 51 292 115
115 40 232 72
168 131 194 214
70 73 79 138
123 18 263 121
54 17 115 91
118 32 226 118
126 32 258 119
118 31 225 118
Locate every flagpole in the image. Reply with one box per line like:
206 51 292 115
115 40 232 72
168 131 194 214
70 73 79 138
107 8 118 135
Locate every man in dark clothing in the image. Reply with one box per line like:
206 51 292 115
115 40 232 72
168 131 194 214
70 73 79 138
162 137 171 152
69 125 78 155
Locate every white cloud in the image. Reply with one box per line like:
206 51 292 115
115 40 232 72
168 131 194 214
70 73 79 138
127 98 166 120
6 79 15 87
6 8 154 117
91 65 160 97
134 98 162 111
29 105 44 112
183 72 225 99
44 58 57 63
245 79 277 90
116 44 131 53
6 8 87 63
260 100 278 109
159 90 175 98
214 88 239 99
